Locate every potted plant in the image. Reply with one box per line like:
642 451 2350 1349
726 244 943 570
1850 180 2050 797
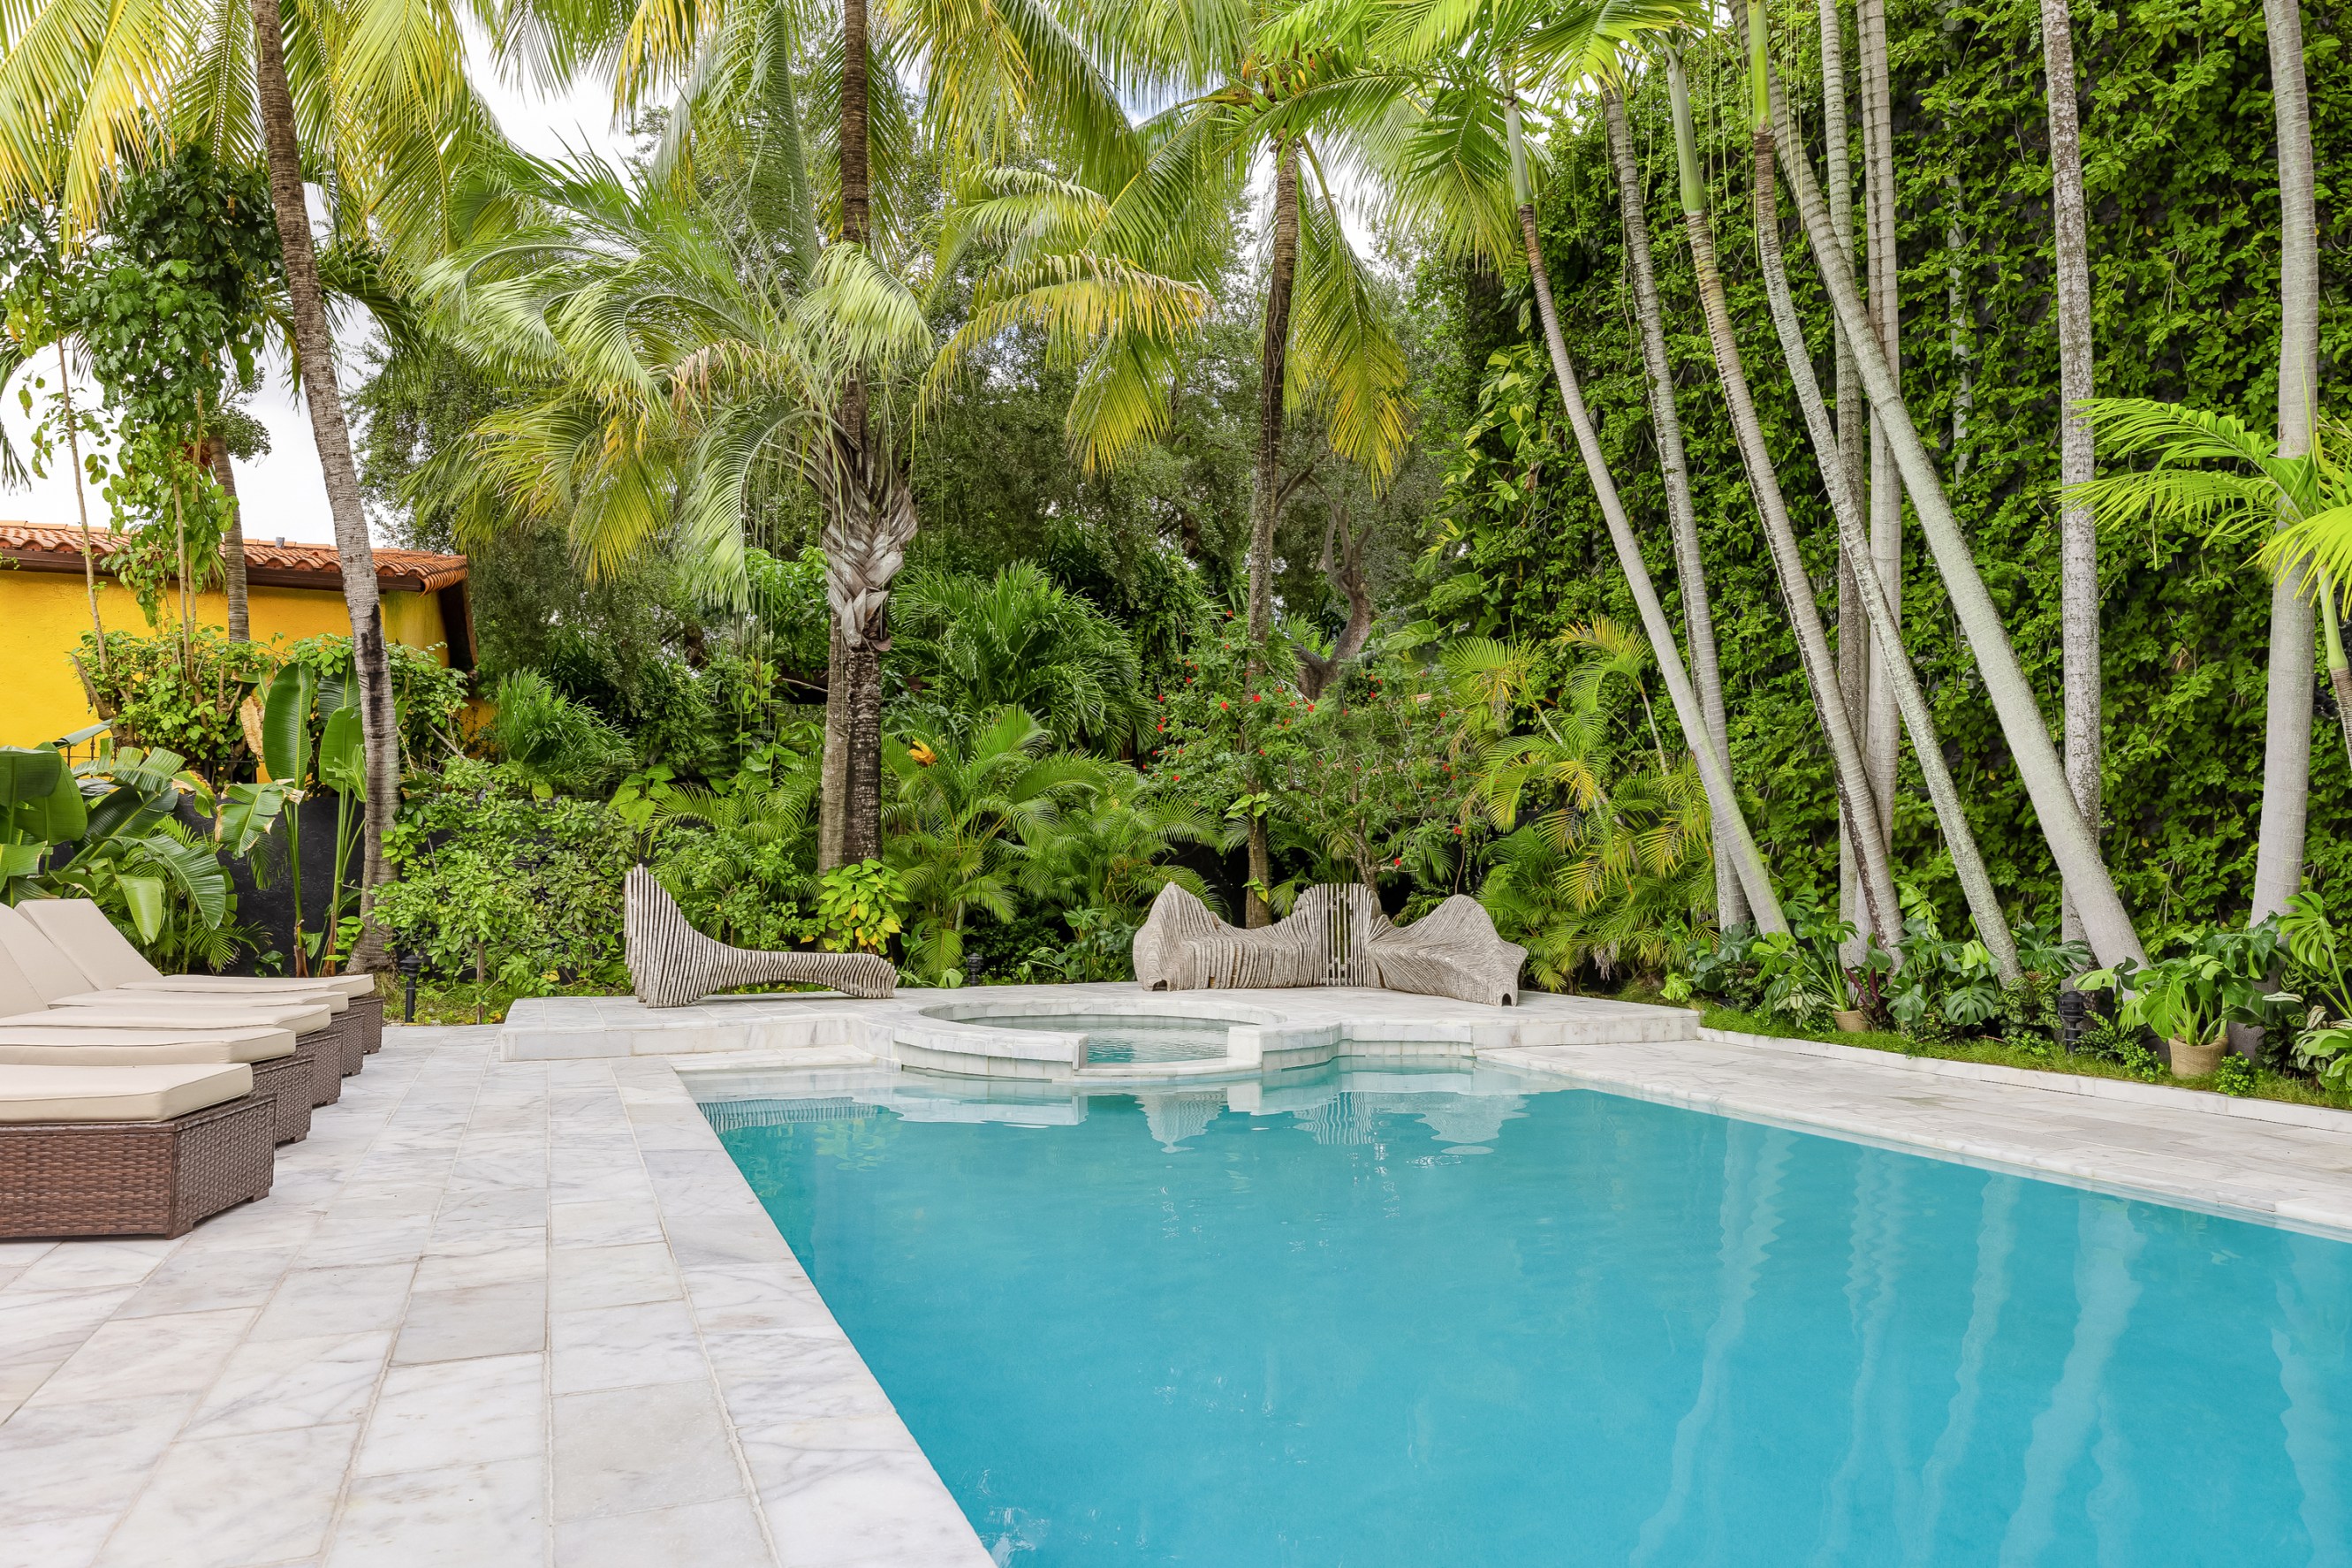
1755 902 1874 1032
2080 923 2289 1079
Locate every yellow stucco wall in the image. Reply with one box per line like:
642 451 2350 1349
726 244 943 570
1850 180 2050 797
0 569 453 746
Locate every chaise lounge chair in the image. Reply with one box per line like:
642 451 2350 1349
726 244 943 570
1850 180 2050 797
17 899 385 1055
0 927 351 1108
624 866 897 1008
1133 883 1525 1006
0 1063 276 1238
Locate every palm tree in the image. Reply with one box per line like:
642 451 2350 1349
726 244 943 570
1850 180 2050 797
1855 0 1900 849
890 562 1149 752
883 706 1110 979
1317 0 1788 933
1598 79 1742 927
2249 0 2320 927
0 0 494 967
2067 400 2352 775
1663 45 1899 951
1815 0 1868 933
2040 0 2099 945
1741 30 2020 981
1753 18 2145 968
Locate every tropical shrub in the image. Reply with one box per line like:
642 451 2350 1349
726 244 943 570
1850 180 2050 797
890 564 1147 752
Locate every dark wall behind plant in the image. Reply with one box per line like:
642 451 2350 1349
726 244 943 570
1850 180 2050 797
1426 0 2348 935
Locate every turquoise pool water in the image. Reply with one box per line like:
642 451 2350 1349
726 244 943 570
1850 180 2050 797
954 1012 1232 1065
709 1067 2352 1567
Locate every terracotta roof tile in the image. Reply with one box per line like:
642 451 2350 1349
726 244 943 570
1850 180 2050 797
0 522 467 594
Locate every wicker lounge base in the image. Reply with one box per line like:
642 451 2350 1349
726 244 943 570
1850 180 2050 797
1133 883 1527 1006
625 866 897 1008
0 1091 276 1238
302 1026 345 1108
352 995 384 1054
333 1008 365 1078
251 1049 315 1144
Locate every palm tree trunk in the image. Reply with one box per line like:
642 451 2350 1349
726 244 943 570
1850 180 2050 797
1759 51 2145 969
2250 0 2318 926
1603 88 1745 930
1667 55 1900 954
1244 137 1302 928
1819 0 1869 942
818 622 853 869
1502 76 1787 935
2040 0 2100 947
1750 124 2021 982
1857 0 1901 860
252 0 398 971
57 340 105 673
207 436 251 642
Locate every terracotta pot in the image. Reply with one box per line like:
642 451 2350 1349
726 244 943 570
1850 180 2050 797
2168 1037 2225 1079
1832 1009 1870 1034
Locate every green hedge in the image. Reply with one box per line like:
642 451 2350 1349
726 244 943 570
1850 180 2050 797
1433 0 2348 933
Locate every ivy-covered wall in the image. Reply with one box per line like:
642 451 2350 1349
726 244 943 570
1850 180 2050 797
1433 0 2348 935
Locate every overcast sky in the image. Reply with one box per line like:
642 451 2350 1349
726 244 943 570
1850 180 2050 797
0 60 627 548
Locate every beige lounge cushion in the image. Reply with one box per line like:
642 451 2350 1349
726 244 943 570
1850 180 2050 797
0 1063 253 1124
0 1024 294 1061
0 905 346 1015
0 1034 294 1066
20 899 370 1001
40 997 336 1033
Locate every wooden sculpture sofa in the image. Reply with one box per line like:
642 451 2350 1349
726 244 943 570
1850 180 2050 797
1132 883 1525 1006
625 866 897 1007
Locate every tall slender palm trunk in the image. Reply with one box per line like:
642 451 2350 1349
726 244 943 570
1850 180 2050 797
1603 89 1745 928
57 340 105 671
816 0 906 869
1856 0 1901 858
2250 0 2318 925
1749 117 2019 981
1758 50 2145 969
2041 0 2099 946
207 436 251 641
1666 55 1900 953
1818 0 1870 940
251 0 397 970
1501 77 1787 935
1242 137 1301 928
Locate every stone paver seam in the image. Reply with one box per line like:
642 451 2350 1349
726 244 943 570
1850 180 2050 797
309 1031 496 1568
641 1061 787 1568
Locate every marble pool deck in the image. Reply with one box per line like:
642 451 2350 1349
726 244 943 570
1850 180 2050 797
6 1003 2352 1567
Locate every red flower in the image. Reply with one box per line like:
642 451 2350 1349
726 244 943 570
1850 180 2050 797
1219 700 1229 710
1251 692 1262 702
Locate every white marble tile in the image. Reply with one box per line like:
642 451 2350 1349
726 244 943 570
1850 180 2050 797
550 1241 681 1312
9 1238 177 1292
549 1199 665 1249
182 1329 392 1439
95 1421 360 1568
392 1279 548 1365
0 1286 137 1368
413 1229 548 1292
552 1378 744 1522
550 1299 708 1395
0 1510 116 1568
754 1437 997 1568
0 1392 199 1523
252 1262 417 1343
327 1456 545 1568
354 1352 545 1476
118 1243 300 1319
27 1306 255 1406
556 1495 774 1567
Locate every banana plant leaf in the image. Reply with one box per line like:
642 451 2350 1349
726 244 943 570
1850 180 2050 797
216 781 292 858
318 706 366 800
0 843 43 880
0 746 64 820
3 746 87 845
117 874 167 943
77 746 187 848
262 665 318 787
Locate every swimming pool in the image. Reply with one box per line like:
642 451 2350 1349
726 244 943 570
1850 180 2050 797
707 1062 2352 1566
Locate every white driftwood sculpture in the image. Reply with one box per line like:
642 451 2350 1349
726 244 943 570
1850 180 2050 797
624 867 896 1008
1132 884 1523 1006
